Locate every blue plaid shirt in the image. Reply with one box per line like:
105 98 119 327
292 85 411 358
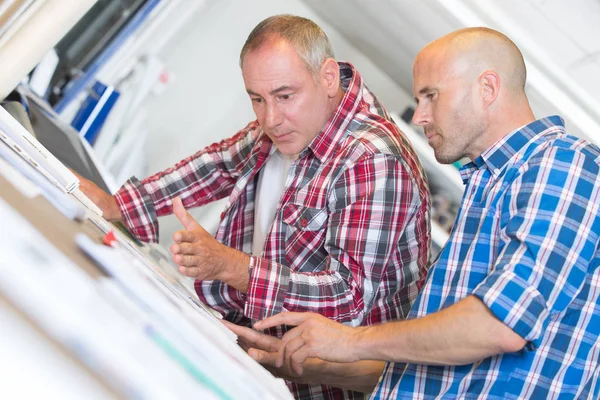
372 116 600 399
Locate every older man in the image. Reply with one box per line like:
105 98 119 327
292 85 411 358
79 14 430 399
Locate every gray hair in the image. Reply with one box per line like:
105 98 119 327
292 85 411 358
239 14 335 79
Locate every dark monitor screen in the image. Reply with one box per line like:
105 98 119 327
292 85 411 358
48 0 147 105
20 88 112 194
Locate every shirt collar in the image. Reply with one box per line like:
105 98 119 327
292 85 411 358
304 61 366 163
459 115 566 184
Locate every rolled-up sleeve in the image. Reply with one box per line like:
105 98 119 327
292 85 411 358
472 148 600 346
114 122 260 243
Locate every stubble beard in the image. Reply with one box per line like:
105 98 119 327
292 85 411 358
425 125 459 165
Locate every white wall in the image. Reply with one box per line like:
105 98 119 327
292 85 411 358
444 0 600 144
468 0 600 106
141 0 415 245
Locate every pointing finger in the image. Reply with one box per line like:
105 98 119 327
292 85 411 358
254 312 314 330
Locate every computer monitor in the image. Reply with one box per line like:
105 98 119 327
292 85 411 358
18 86 113 194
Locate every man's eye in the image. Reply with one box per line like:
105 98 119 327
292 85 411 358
278 94 292 101
252 98 263 103
427 93 436 100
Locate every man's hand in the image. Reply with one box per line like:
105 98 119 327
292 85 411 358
254 312 363 375
170 197 250 292
221 320 282 367
222 319 383 393
72 170 122 221
222 320 321 384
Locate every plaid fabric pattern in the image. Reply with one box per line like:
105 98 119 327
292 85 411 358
115 63 431 400
372 116 600 400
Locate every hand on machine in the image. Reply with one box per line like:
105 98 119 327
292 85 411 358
70 169 122 221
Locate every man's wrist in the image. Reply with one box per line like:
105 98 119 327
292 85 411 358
306 358 385 393
107 196 123 221
217 246 251 292
352 326 374 361
298 358 327 384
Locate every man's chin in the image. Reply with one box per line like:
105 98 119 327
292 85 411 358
432 146 453 164
274 144 302 157
434 152 460 165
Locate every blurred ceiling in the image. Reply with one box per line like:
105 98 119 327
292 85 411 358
302 0 461 97
302 0 600 141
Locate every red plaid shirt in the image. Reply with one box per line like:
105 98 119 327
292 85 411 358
115 63 430 399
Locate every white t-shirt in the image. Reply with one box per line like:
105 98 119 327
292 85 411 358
252 151 297 256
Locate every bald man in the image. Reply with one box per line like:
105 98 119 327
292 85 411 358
231 27 600 399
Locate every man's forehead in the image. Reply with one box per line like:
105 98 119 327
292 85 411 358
413 59 440 91
415 47 448 70
412 49 464 90
243 62 305 95
243 37 296 64
243 43 307 76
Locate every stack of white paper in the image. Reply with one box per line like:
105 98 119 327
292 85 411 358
0 136 88 220
0 196 293 399
0 105 104 217
0 301 113 400
0 98 293 399
0 106 78 192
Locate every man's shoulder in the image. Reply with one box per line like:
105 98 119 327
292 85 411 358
235 120 262 140
504 132 600 187
527 131 600 168
341 113 418 161
554 134 600 163
213 120 263 151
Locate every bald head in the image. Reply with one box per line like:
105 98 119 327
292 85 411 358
411 27 535 162
416 27 527 94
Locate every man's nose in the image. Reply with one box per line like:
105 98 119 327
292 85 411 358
265 102 284 129
412 103 430 127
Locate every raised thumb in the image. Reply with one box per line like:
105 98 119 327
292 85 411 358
172 197 201 231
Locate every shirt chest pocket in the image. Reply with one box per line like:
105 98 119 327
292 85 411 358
281 203 329 271
282 203 328 231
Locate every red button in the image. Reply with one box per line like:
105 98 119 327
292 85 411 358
220 212 225 219
300 218 308 227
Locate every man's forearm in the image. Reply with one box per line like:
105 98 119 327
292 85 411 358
354 296 526 365
277 359 385 393
310 360 385 393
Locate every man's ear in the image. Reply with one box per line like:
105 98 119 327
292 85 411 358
320 58 340 97
479 70 500 107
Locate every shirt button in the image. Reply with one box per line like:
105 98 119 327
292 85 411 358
300 218 308 227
